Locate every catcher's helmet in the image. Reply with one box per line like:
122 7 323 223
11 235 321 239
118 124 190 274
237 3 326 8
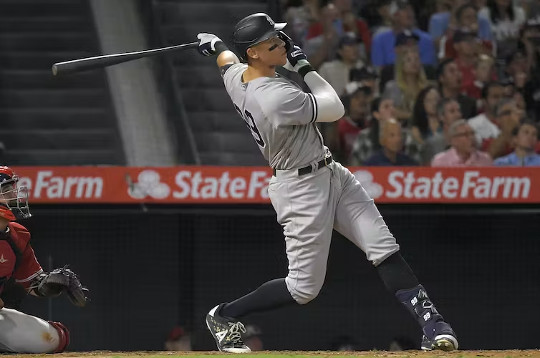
233 13 286 60
0 166 30 221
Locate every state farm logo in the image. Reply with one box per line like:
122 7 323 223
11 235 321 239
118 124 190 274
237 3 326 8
353 170 383 199
127 170 171 199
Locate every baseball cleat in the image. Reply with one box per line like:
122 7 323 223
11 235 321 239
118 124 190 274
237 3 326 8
421 333 459 351
206 304 251 353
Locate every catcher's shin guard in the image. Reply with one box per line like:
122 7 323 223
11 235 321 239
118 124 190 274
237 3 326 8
48 321 70 353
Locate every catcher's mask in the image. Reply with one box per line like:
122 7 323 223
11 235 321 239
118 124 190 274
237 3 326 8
0 166 31 221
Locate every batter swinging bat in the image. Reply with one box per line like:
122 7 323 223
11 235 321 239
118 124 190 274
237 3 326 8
52 41 199 76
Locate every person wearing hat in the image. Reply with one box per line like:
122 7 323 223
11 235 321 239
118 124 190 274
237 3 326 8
349 65 379 96
371 0 436 67
319 34 366 96
337 83 372 162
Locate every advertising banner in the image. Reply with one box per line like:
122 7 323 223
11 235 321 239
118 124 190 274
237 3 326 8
12 166 538 204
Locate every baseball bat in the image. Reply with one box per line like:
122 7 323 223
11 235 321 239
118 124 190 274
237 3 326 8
52 41 199 76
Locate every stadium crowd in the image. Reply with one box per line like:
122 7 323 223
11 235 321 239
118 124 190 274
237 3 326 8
279 0 540 166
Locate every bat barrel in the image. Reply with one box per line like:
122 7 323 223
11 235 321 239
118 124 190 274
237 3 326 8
52 42 199 76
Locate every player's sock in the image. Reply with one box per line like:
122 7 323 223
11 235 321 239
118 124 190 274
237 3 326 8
375 251 419 293
220 278 296 318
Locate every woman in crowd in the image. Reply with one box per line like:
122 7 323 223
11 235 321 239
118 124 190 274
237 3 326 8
411 86 443 145
382 48 429 124
480 0 526 62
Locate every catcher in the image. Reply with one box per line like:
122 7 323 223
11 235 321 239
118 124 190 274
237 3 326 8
0 166 88 353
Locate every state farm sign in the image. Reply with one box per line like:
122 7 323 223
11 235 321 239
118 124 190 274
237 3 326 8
384 170 530 200
10 166 540 204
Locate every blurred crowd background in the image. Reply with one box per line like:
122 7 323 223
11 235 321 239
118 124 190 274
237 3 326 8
277 0 540 168
1 0 539 168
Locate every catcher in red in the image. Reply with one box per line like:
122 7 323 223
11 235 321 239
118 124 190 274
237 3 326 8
0 166 88 353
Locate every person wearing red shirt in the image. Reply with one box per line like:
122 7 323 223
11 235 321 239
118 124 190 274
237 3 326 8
337 83 372 162
306 0 371 53
0 166 87 353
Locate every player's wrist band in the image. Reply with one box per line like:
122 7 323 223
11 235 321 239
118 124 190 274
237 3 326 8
298 64 315 78
214 41 229 56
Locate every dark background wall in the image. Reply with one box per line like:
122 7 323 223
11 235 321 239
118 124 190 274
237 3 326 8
17 204 540 351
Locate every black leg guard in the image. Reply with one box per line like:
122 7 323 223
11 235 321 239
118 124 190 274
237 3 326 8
395 284 457 347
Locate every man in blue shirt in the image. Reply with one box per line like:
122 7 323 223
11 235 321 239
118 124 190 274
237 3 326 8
494 121 540 166
371 0 436 67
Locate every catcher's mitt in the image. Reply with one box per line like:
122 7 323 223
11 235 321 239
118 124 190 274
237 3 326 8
31 266 88 307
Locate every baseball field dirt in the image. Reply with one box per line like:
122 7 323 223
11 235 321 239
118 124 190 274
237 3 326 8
8 351 540 358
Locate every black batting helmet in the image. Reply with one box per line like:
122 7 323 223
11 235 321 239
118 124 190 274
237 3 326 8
233 13 286 60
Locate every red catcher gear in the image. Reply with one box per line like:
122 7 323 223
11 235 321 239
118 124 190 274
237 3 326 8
48 321 70 353
0 166 30 221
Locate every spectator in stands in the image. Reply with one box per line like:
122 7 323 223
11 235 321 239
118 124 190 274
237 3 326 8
465 54 496 102
453 29 481 95
304 4 341 69
337 83 372 161
283 0 320 46
431 119 493 166
364 118 418 165
430 1 492 54
480 0 526 62
164 326 192 351
371 0 436 68
437 58 477 119
503 48 529 88
520 17 540 120
382 47 429 123
484 98 525 159
349 65 379 97
468 81 505 146
370 0 394 36
349 96 396 165
494 120 540 165
319 34 366 96
411 86 442 145
305 0 371 68
421 98 463 164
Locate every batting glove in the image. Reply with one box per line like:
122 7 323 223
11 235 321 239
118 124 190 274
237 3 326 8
197 33 225 57
283 44 314 77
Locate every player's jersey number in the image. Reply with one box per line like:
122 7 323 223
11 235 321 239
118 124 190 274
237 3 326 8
234 104 265 148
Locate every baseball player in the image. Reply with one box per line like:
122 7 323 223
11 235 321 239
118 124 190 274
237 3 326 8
0 166 87 353
197 13 458 353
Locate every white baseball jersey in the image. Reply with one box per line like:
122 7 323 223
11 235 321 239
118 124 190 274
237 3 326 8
222 63 327 169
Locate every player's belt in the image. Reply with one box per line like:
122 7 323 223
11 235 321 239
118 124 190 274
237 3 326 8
273 155 333 176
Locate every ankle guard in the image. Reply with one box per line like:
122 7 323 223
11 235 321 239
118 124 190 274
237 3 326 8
396 284 444 339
